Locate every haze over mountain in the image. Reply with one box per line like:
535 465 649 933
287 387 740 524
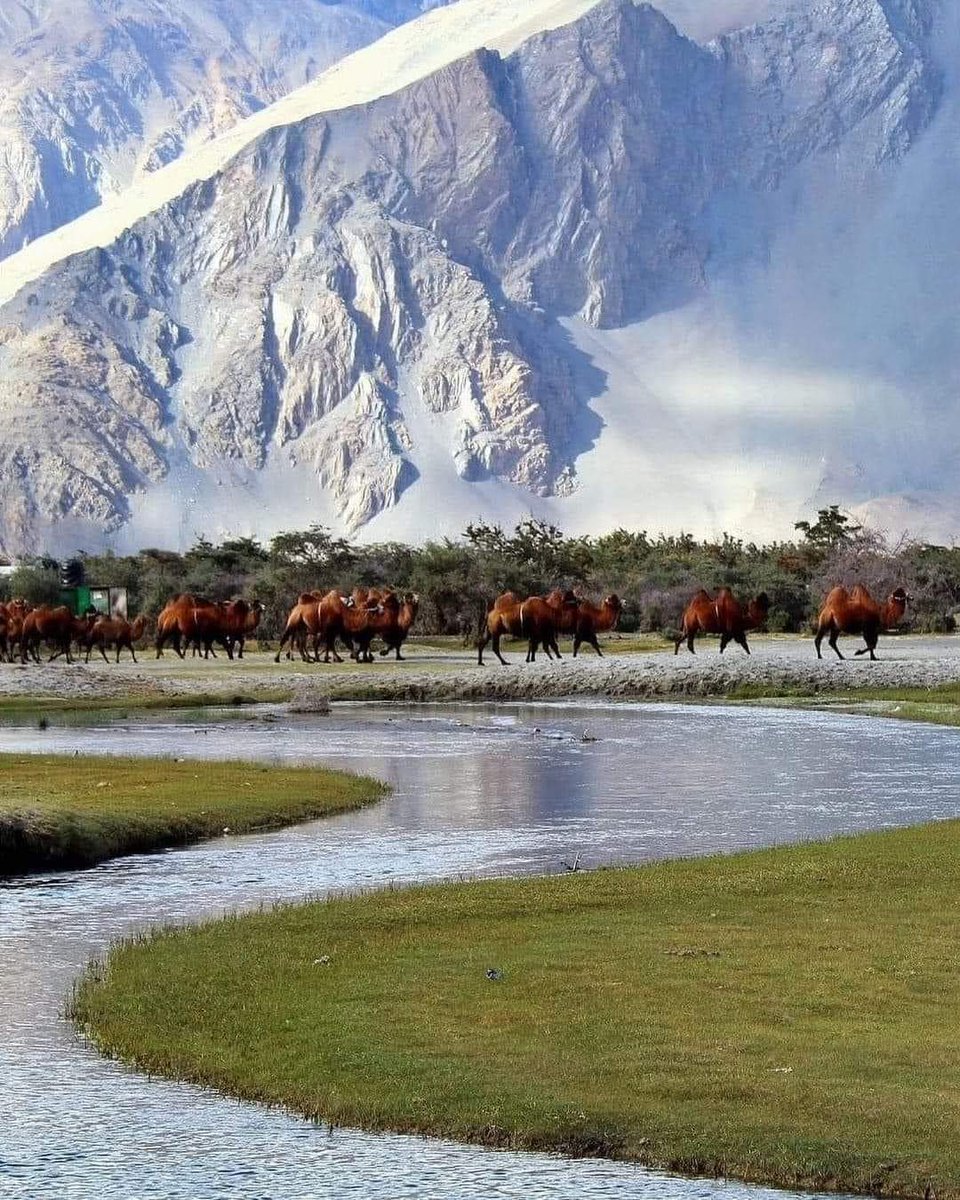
0 0 955 556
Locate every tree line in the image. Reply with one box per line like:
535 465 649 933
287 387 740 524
2 507 959 642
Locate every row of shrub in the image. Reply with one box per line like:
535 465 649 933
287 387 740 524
3 508 959 641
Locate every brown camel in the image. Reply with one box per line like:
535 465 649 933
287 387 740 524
219 599 263 658
0 600 29 662
477 592 563 665
84 615 150 663
572 594 623 657
274 592 370 664
675 589 770 655
349 592 400 663
156 594 202 658
543 589 582 637
814 584 909 661
379 593 419 661
21 605 81 663
156 594 249 660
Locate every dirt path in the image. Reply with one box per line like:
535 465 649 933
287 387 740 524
2 635 959 707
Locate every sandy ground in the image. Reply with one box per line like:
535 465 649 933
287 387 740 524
2 635 960 707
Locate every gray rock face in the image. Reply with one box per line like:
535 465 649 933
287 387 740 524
0 0 451 259
0 0 945 553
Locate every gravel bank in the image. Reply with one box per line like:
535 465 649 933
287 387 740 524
2 636 960 707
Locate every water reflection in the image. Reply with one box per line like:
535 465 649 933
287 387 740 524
2 701 955 1199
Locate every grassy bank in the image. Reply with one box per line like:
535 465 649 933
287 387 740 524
0 689 295 717
729 681 960 728
74 822 960 1198
0 754 385 875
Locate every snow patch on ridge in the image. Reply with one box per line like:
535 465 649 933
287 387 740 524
0 0 602 308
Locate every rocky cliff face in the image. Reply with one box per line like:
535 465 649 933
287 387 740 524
0 0 948 553
0 0 450 260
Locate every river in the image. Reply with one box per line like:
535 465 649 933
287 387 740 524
3 700 958 1199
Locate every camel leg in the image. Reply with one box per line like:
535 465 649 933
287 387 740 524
737 632 750 655
856 635 878 661
477 630 488 665
814 630 823 659
99 644 110 664
492 633 508 666
580 633 601 657
275 626 296 663
686 632 696 654
828 629 844 660
719 633 731 654
129 645 138 664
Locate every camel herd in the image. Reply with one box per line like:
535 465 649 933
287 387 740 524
0 582 913 667
674 583 911 659
675 589 770 656
0 601 150 664
274 588 419 664
478 590 623 665
155 595 264 660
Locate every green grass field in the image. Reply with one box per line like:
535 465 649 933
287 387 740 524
0 754 385 874
729 682 960 728
74 821 960 1198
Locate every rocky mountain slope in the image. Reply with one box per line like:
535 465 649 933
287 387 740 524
0 0 953 554
0 0 450 260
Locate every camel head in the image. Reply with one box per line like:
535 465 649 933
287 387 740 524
886 587 910 620
748 593 771 626
340 595 356 608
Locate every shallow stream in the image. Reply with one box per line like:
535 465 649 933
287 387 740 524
3 701 958 1199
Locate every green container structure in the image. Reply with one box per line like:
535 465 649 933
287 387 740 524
60 586 127 617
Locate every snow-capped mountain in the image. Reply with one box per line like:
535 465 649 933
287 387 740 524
0 0 957 555
0 0 451 260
